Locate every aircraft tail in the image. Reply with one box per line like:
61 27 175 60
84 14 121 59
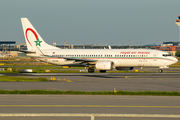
21 18 59 55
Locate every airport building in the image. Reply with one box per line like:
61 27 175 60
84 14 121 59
154 15 180 56
0 41 28 58
154 42 180 56
0 41 16 51
0 41 18 57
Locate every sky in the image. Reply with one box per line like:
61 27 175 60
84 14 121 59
0 0 180 46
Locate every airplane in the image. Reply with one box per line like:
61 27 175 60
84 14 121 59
21 18 178 73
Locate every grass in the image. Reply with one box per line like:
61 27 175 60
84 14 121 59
0 57 36 61
169 65 180 67
0 90 179 96
0 76 48 82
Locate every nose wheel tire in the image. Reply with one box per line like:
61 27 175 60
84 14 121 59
88 68 95 73
158 69 163 73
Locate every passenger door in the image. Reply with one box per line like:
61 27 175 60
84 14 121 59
153 52 157 61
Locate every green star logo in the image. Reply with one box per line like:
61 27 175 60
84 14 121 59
34 39 42 47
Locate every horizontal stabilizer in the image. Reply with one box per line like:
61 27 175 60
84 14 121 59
18 50 36 53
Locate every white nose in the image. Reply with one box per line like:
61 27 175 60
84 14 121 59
174 57 178 63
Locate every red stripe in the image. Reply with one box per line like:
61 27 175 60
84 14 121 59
25 28 39 47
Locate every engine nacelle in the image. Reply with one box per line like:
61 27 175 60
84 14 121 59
95 61 114 70
116 67 134 70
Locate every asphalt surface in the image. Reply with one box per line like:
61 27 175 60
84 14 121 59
0 95 180 120
1 66 180 72
1 73 180 91
1 70 180 120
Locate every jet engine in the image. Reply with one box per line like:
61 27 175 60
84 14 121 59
95 61 114 70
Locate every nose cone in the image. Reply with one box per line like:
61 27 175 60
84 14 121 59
168 57 178 66
175 57 178 63
172 57 178 64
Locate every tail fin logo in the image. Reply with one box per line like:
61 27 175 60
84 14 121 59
25 28 42 47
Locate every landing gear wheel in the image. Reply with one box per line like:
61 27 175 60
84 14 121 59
88 67 95 73
100 70 106 73
158 69 163 73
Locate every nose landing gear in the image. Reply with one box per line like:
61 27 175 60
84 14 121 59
158 69 163 73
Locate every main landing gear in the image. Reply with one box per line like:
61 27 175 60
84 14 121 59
88 67 107 73
88 67 95 73
158 69 163 73
100 70 106 73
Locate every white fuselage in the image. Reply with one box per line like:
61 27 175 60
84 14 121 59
21 18 178 70
28 49 178 68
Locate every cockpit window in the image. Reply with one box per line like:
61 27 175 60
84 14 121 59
163 54 171 57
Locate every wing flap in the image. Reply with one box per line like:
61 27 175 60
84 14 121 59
48 56 97 64
63 57 97 62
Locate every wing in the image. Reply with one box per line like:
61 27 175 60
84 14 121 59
64 57 97 64
48 56 97 65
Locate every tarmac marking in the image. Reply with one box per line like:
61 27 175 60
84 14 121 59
0 113 180 118
124 76 142 78
50 77 73 82
66 80 73 82
0 105 180 108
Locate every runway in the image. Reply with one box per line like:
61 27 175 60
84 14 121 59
0 95 180 120
1 73 180 119
1 73 180 91
0 73 180 119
